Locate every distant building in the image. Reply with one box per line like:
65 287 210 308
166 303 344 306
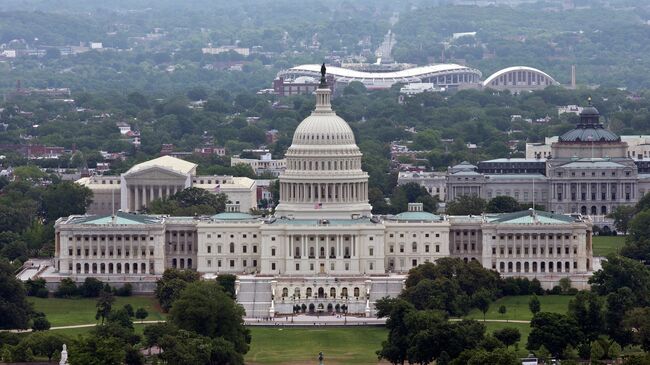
397 171 447 201
399 83 444 96
201 46 250 56
194 146 226 157
77 156 257 215
231 153 286 177
272 75 335 96
558 105 584 116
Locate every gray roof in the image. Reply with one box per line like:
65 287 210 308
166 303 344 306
67 212 162 225
485 174 547 180
559 126 620 143
482 158 546 163
561 160 625 169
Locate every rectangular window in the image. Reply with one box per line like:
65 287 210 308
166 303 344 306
296 263 300 271
207 245 211 253
229 260 234 267
271 248 276 256
207 259 212 267
369 247 374 256
271 263 276 270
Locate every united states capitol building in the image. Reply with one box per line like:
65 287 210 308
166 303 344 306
47 74 593 317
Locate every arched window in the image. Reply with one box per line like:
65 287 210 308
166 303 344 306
295 246 300 257
601 206 607 215
309 247 315 257
330 246 335 257
499 262 505 272
342 287 348 297
565 262 570 272
557 261 562 272
92 263 97 273
125 263 130 273
79 263 84 273
516 262 521 272
532 262 538 272
524 262 529 273
354 287 360 297
306 288 312 297
320 247 325 258
172 258 177 268
294 288 300 297
507 262 513 272
549 262 554 272
117 263 122 273
141 263 146 273
100 263 106 274
591 206 597 215
282 288 288 297
229 242 235 253
187 258 192 268
581 206 587 215
330 287 336 298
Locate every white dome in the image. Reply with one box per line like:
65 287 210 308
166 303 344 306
292 113 356 146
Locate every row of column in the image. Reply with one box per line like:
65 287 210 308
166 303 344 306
67 234 153 259
493 234 576 259
288 158 361 171
286 234 357 260
130 184 184 211
554 182 636 202
281 182 367 203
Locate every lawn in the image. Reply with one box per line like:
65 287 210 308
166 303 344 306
246 327 388 365
464 295 573 321
592 235 625 257
29 296 166 327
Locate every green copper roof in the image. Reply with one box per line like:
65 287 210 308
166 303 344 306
211 212 257 220
489 210 576 224
68 212 162 225
394 211 442 221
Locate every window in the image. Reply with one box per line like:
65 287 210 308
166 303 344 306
243 245 247 253
369 247 374 256
253 245 257 253
229 243 235 253
412 259 417 267
412 242 417 252
271 263 276 270
296 263 300 271
436 245 440 253
207 245 211 253
400 245 404 253
389 245 394 253
425 245 430 253
230 260 235 267
271 248 276 256
217 245 222 254
207 259 212 267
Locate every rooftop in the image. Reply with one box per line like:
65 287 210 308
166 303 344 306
392 211 443 222
488 210 577 224
66 212 162 225
126 155 197 175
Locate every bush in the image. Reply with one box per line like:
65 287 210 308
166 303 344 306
35 287 49 298
25 278 47 297
115 283 133 297
31 317 50 331
54 278 78 298
79 277 104 297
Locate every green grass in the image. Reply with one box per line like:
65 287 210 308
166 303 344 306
29 296 166 327
464 295 573 321
246 327 388 365
592 235 625 257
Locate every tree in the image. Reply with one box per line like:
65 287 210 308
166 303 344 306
624 307 650 352
493 328 521 348
123 304 134 317
527 312 583 358
148 188 228 216
216 274 237 298
473 289 492 321
169 281 250 356
79 277 104 297
159 330 245 365
559 277 572 293
498 305 507 318
590 255 650 306
567 291 604 342
96 291 115 324
607 205 636 235
605 287 635 346
155 268 200 311
26 331 65 361
31 316 51 331
622 210 650 261
135 308 148 323
446 195 487 215
486 196 521 213
529 294 541 315
40 181 93 222
70 335 126 365
144 322 178 349
54 278 78 298
0 260 32 329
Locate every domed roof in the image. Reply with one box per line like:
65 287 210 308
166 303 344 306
292 113 356 145
558 101 620 143
289 80 357 147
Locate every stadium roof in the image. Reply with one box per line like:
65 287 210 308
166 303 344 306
280 63 482 86
483 66 559 87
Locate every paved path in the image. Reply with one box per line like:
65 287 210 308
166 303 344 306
3 320 167 333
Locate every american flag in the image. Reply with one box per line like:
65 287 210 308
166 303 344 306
314 202 322 209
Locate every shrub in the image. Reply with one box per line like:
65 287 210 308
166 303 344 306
25 278 47 297
79 277 104 297
54 278 77 298
35 287 49 298
31 317 50 331
115 283 133 297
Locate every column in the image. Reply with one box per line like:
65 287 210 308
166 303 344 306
135 185 141 211
302 235 307 258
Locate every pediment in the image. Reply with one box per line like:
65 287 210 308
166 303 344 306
123 165 188 181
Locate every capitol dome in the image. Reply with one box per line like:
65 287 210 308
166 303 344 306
274 66 372 219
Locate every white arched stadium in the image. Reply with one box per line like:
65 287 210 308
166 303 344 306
483 66 560 91
278 63 483 90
